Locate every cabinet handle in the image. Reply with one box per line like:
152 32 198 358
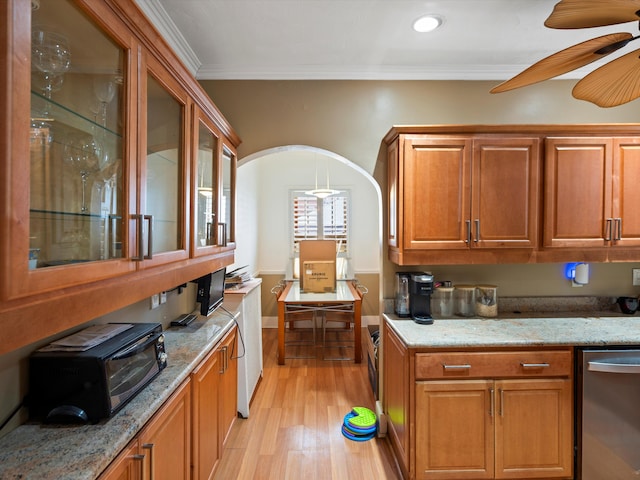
218 222 228 247
220 345 228 373
443 363 471 370
474 219 480 243
615 218 622 241
133 454 145 479
499 388 504 417
144 214 153 259
132 214 144 261
605 218 613 241
520 362 550 368
108 215 121 259
465 220 471 244
489 387 495 417
142 443 154 480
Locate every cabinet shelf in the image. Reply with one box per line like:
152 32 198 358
31 91 122 139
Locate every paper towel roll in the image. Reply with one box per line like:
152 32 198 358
574 263 589 285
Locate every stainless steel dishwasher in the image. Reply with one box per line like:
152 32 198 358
578 348 640 479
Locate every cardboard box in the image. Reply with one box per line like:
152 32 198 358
302 260 336 292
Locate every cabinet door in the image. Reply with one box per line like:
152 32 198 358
192 107 221 256
3 0 137 300
383 325 411 478
98 439 142 480
472 138 540 248
544 137 613 248
495 379 573 479
387 139 400 249
216 144 237 250
612 138 640 247
191 342 222 480
415 380 494 480
139 379 191 480
134 53 190 267
219 327 238 448
402 136 472 250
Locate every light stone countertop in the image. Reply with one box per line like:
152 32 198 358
383 312 640 349
0 310 237 480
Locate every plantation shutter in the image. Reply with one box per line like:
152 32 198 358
292 192 349 255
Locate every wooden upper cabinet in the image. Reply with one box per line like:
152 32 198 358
544 137 640 249
472 138 540 249
402 135 472 250
0 0 240 355
387 133 540 263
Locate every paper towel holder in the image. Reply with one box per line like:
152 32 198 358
566 262 589 287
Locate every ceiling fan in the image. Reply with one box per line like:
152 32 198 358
491 0 640 107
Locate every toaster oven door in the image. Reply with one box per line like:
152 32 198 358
105 331 165 413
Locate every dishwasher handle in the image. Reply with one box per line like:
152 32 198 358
588 359 640 374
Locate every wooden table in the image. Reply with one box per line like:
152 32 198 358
276 280 362 365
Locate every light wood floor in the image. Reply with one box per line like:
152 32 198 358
213 328 402 480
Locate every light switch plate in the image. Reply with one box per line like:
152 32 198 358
160 291 167 304
633 269 640 286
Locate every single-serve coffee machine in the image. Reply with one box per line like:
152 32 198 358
410 272 434 324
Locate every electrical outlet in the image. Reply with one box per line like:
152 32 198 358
150 293 160 309
633 269 640 286
160 291 167 304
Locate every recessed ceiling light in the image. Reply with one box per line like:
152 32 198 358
413 15 443 33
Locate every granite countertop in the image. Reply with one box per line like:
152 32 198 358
0 310 237 480
383 312 640 349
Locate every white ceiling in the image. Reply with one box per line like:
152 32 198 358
135 0 635 82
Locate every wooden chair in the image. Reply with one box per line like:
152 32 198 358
321 281 367 361
271 282 317 359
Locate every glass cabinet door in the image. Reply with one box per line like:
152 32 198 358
138 60 188 266
193 113 219 256
218 146 236 248
29 0 126 269
0 0 142 300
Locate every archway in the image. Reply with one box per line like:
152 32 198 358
237 145 384 325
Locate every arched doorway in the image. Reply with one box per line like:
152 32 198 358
234 145 383 326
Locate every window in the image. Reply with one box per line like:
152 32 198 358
290 190 350 278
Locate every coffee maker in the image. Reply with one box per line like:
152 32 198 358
410 272 434 324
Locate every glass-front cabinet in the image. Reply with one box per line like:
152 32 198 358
136 58 189 266
192 106 236 257
1 0 238 303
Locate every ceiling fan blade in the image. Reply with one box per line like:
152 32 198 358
573 48 640 107
490 33 632 93
545 0 640 29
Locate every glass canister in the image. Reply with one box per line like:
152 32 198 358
475 285 498 317
433 285 454 317
454 285 476 317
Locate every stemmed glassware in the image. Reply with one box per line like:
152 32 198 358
31 29 71 107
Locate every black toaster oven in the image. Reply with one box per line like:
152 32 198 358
28 322 167 424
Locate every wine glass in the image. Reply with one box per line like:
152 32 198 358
31 30 71 101
93 76 116 127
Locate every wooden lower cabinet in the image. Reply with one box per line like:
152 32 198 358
98 439 143 480
99 379 191 480
383 324 573 480
191 326 238 480
415 378 573 480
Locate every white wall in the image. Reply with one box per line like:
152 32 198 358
227 158 260 276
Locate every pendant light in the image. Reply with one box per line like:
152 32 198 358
305 158 342 199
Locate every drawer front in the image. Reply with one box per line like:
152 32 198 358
415 350 572 380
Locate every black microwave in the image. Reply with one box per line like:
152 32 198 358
28 323 167 424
